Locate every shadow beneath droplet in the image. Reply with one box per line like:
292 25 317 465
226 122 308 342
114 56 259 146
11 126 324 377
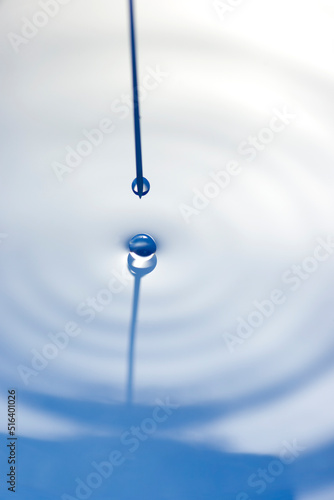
126 254 157 404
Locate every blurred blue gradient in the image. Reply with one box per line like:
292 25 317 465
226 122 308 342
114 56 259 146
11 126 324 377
1 1 334 499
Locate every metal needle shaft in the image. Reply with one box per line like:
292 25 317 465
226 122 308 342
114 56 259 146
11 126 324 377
129 0 144 198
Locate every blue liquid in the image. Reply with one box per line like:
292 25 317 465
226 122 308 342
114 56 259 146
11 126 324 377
132 177 150 197
129 233 156 259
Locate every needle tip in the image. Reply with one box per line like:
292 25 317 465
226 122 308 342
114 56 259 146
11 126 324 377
131 177 150 198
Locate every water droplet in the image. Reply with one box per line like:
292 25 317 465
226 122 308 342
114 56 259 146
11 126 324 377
132 177 150 197
128 233 156 260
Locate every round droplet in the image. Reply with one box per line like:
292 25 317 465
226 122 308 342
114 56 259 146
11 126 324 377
128 233 156 260
132 177 150 197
